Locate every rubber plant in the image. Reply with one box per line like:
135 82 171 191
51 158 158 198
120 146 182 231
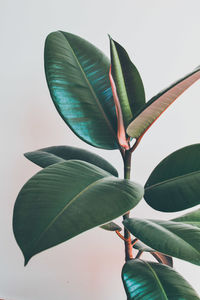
13 31 200 299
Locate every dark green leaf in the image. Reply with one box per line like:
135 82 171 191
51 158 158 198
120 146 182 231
123 218 200 265
13 160 143 265
24 145 118 177
144 144 200 212
45 31 118 149
172 208 200 228
133 241 173 267
122 259 199 299
110 37 145 127
127 66 200 139
100 221 122 231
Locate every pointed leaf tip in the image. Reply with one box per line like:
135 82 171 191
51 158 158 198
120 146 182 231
110 37 145 128
13 160 143 263
127 66 200 139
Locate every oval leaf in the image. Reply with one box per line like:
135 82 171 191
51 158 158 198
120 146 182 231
127 66 200 139
144 144 200 212
13 161 144 265
122 259 199 299
110 36 145 127
24 145 118 177
45 31 118 149
172 208 200 228
123 218 200 265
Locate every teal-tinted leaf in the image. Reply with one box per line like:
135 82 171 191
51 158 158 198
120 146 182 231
127 66 200 139
110 37 145 127
24 145 118 177
122 259 199 300
123 218 200 265
45 31 118 149
100 221 122 231
172 208 200 228
144 144 200 212
133 241 173 267
13 160 143 265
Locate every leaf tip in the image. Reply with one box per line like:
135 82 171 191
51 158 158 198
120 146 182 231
24 256 30 266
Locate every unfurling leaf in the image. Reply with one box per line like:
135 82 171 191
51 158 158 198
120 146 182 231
109 36 145 127
109 68 129 150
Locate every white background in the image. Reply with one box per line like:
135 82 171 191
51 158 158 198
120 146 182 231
1 0 200 299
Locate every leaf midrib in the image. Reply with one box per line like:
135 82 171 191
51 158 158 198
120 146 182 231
28 176 111 254
145 170 200 191
142 261 168 300
59 31 118 144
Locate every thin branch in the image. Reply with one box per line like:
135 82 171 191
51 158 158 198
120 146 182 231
135 250 143 259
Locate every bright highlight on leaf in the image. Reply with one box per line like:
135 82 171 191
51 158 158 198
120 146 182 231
13 160 144 265
45 31 118 150
122 260 200 300
127 66 200 139
144 144 200 212
123 218 200 265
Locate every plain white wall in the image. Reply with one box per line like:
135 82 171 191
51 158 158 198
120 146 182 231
1 0 200 299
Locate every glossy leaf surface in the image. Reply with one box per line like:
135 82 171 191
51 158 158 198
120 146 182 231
133 241 173 267
110 37 145 127
45 31 118 149
144 144 200 212
123 218 200 265
13 161 143 264
24 145 118 176
127 66 200 138
122 259 199 300
172 208 200 228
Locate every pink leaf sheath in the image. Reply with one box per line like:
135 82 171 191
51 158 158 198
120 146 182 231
109 67 130 150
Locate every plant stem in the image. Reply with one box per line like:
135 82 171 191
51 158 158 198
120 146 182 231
123 150 133 261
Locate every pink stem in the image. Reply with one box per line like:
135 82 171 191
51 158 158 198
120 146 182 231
109 67 130 150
